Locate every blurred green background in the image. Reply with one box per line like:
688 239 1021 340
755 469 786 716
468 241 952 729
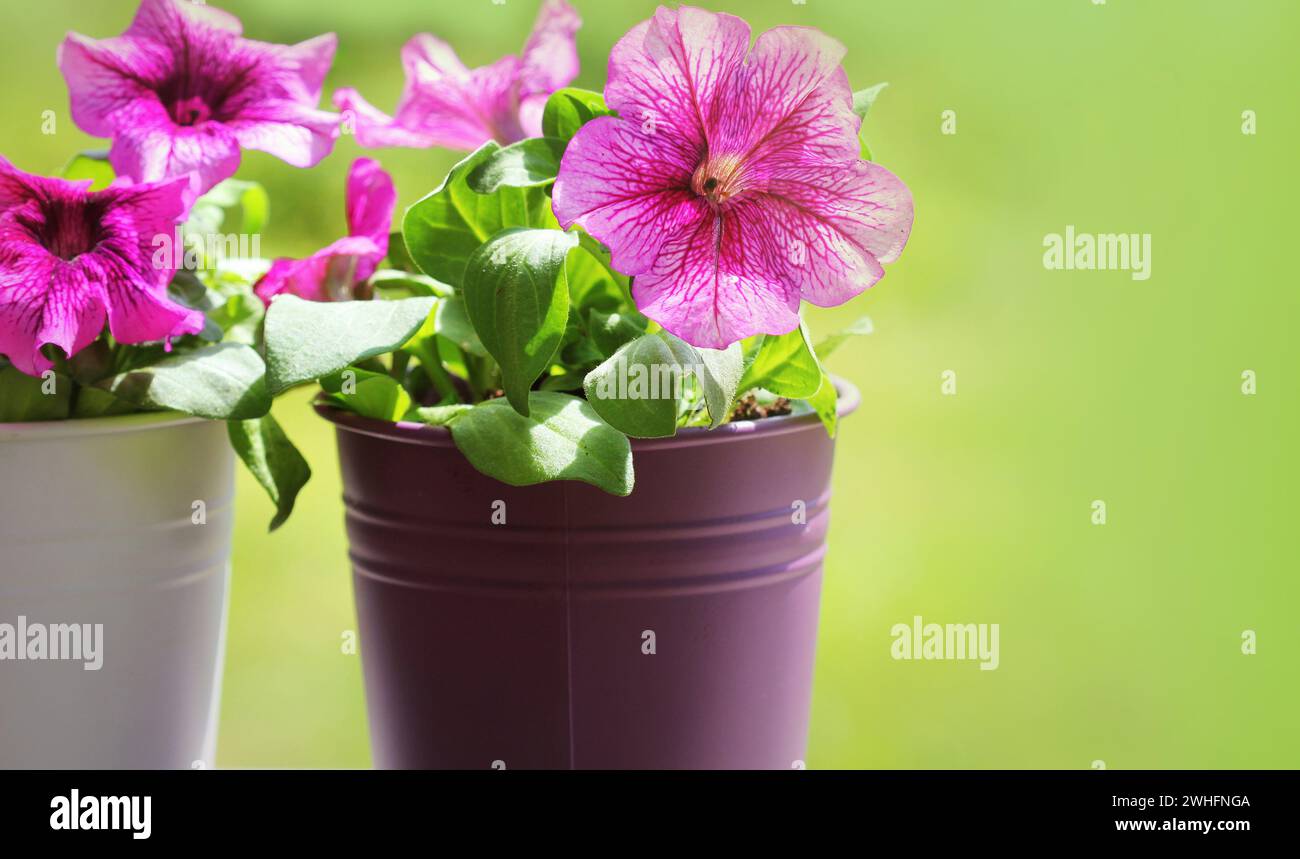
4 0 1296 768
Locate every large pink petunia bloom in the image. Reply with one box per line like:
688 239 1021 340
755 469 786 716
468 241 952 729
552 6 914 349
254 158 396 303
59 0 340 196
333 0 581 150
0 158 202 377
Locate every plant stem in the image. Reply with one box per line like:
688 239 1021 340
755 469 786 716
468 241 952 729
418 352 460 404
465 353 498 402
390 350 410 381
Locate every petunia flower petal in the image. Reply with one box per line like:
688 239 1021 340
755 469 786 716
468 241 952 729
399 54 527 148
344 158 397 265
253 236 384 303
276 33 337 103
713 26 858 168
109 108 243 197
0 245 107 377
517 0 582 135
401 31 470 79
57 33 173 138
604 7 750 166
519 0 581 97
253 158 395 303
554 5 915 349
0 160 201 375
552 117 700 276
334 88 439 149
631 201 802 350
338 35 521 150
226 103 340 169
60 0 338 195
335 2 582 151
88 176 204 344
126 0 243 42
765 158 914 273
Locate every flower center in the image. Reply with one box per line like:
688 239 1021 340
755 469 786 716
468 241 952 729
36 199 105 261
691 154 746 206
170 95 213 127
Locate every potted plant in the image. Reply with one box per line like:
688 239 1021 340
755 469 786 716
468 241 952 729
260 2 913 769
0 0 331 767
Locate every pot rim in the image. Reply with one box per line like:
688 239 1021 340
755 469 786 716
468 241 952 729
315 375 861 450
0 409 205 442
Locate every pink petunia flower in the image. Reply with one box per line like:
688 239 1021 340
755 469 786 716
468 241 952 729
552 6 915 349
333 0 581 150
0 158 203 377
254 158 396 303
59 0 340 197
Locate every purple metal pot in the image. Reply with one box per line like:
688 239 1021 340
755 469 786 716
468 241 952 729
318 380 859 770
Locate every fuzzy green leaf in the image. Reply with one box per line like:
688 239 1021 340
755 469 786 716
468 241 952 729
322 368 412 422
541 88 614 143
228 414 311 531
815 315 874 358
95 343 270 421
448 391 633 495
0 366 71 422
462 228 578 415
738 323 822 399
467 137 567 192
262 295 435 394
402 143 558 288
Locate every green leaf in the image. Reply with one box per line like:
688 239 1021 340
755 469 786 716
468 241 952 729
583 334 681 438
60 150 114 190
207 288 265 346
65 340 116 386
541 88 614 143
805 368 839 437
228 414 311 532
589 309 646 358
182 261 268 346
815 315 874 358
583 332 744 435
0 366 71 421
739 323 823 400
262 295 435 394
385 231 418 272
434 295 487 356
852 82 888 161
567 240 627 313
197 178 270 235
467 137 567 192
851 82 888 120
411 404 474 426
369 269 454 299
402 143 558 288
539 369 586 392
462 228 578 415
321 367 412 421
687 341 745 429
95 343 271 421
448 392 633 495
659 333 744 429
71 386 134 418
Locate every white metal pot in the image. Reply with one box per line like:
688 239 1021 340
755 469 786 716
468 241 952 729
0 412 233 769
